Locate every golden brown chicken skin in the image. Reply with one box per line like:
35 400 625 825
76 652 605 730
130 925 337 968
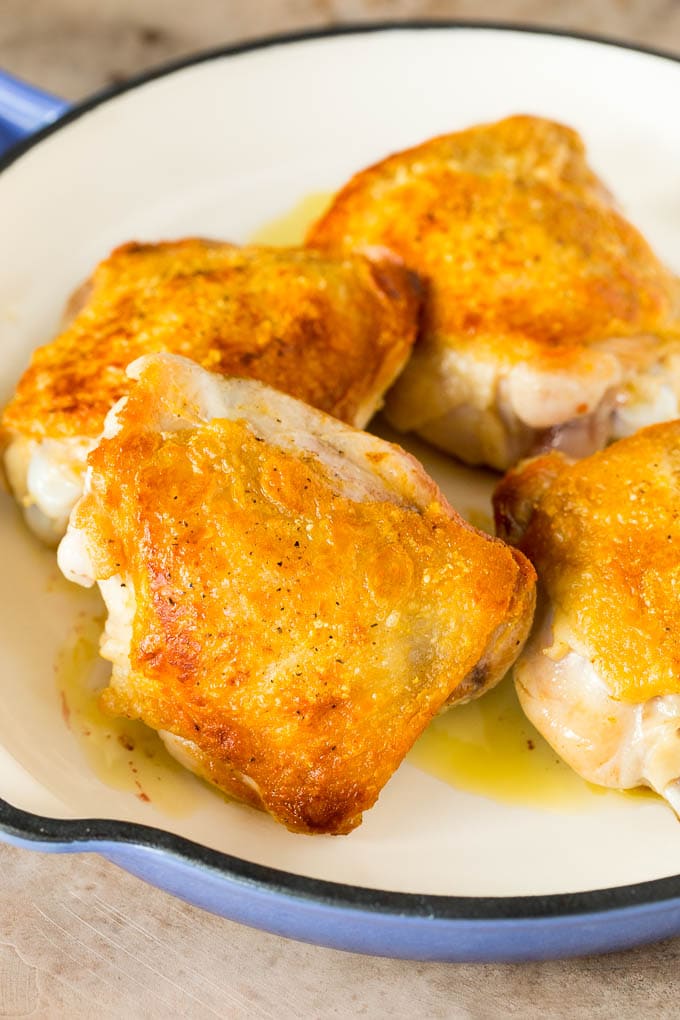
493 422 680 811
59 354 535 835
308 115 680 470
1 239 420 540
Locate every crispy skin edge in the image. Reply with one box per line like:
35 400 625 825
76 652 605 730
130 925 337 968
305 115 596 249
349 256 424 428
447 547 537 706
492 452 569 547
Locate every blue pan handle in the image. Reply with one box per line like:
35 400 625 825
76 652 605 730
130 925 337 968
0 71 69 157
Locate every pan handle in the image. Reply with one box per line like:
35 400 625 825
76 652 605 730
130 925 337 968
0 71 69 157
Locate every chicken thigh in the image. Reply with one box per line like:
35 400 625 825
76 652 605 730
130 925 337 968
308 115 680 470
58 353 535 834
2 239 420 541
493 423 680 812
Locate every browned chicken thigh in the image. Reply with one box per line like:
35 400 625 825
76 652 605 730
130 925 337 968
308 115 680 470
494 422 680 813
58 353 535 834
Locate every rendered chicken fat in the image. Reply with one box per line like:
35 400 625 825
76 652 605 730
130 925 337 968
4 435 95 543
59 353 536 835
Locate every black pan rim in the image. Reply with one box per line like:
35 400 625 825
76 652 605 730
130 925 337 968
1 18 679 926
2 18 680 175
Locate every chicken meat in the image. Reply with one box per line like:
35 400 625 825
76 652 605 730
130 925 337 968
493 422 680 812
308 115 680 470
58 353 535 834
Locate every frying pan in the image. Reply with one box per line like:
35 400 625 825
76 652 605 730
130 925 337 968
1 22 680 961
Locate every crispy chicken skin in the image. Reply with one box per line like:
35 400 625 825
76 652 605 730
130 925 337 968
493 423 680 811
58 353 535 834
308 115 680 470
1 239 420 540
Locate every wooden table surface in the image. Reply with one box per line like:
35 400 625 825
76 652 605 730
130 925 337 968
1 2 680 1016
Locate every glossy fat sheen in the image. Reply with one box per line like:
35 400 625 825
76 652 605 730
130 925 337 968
1 238 421 441
494 421 680 703
308 115 680 465
65 354 535 835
